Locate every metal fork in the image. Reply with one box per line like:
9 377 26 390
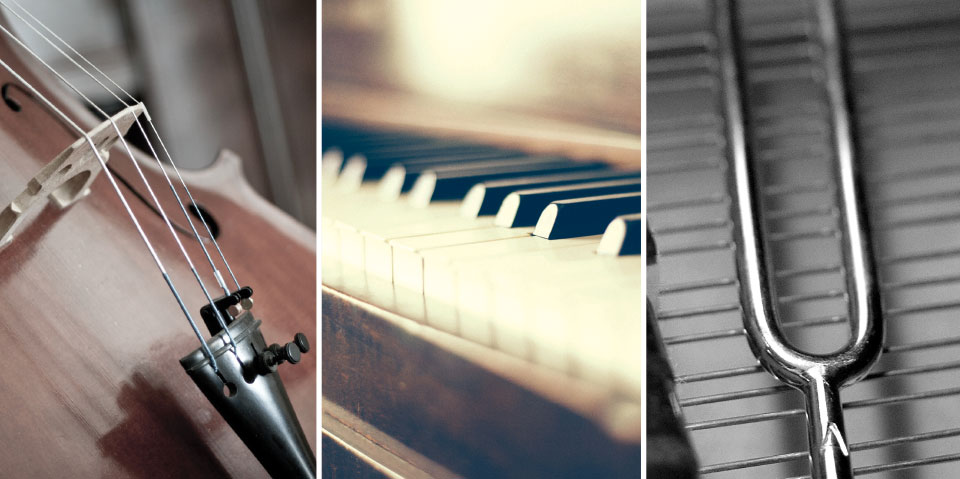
716 0 885 477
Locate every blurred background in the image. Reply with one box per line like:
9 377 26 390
9 0 317 228
322 0 641 142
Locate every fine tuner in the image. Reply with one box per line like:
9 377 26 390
196 285 312 376
184 284 314 478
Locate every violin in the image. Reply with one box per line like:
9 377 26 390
0 3 316 478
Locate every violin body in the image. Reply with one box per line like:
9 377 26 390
0 25 316 479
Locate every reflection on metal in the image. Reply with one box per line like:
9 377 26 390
718 0 882 477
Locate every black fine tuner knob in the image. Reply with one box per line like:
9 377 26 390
293 332 310 353
282 342 301 364
280 333 310 364
258 333 311 373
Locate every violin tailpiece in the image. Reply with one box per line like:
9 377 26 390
0 103 145 248
180 304 315 479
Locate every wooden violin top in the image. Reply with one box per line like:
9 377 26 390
0 23 316 478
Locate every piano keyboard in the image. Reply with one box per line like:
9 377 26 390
649 0 960 477
321 124 643 397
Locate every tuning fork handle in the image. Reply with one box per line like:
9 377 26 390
803 376 853 479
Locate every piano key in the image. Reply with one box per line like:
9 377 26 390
534 192 643 239
377 152 530 200
346 214 490 276
338 142 499 188
323 125 431 147
388 245 640 392
598 213 644 256
390 227 534 293
420 236 602 300
324 130 435 167
460 169 643 218
494 179 643 227
422 238 604 345
321 148 343 184
414 239 630 360
325 187 511 281
409 158 607 207
324 130 424 152
456 244 641 377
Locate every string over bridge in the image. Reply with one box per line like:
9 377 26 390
0 103 145 248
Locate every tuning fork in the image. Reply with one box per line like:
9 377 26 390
715 0 885 477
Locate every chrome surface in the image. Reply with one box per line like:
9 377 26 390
649 0 960 476
719 0 883 476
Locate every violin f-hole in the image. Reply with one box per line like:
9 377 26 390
1 83 23 112
188 202 220 239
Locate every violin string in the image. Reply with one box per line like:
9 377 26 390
0 56 220 374
0 12 240 353
3 0 241 293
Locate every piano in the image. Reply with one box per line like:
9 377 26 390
320 1 642 477
649 0 960 477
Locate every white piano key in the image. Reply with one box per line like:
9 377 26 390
391 227 534 293
419 235 602 346
421 235 601 302
457 243 641 372
321 148 343 184
361 217 498 282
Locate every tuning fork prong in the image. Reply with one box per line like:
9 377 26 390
716 0 885 477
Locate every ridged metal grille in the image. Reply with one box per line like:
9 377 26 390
649 0 960 476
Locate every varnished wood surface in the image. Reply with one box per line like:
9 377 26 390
0 23 316 479
322 285 642 479
322 399 458 479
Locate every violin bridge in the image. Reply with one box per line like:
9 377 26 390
0 103 146 248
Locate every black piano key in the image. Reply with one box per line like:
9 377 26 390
597 213 643 255
337 137 435 159
322 126 393 146
533 192 643 239
461 169 642 218
323 127 431 156
494 178 643 227
339 143 504 187
408 158 608 207
323 130 437 179
350 139 472 157
377 152 526 200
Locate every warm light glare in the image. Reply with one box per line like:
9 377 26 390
393 0 640 103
